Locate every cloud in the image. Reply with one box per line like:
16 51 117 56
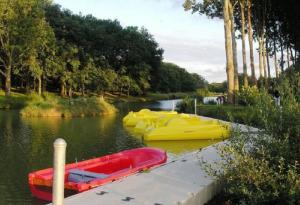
156 34 227 82
54 0 275 83
149 0 184 8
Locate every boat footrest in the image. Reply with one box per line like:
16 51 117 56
68 169 109 183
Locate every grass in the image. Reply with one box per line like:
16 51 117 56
19 93 117 117
0 90 117 117
197 104 250 125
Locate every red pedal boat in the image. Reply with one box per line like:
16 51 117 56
28 147 167 201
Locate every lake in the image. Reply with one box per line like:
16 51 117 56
0 99 219 204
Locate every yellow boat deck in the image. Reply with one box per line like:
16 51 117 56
123 109 230 141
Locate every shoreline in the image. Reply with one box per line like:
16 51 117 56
0 91 118 118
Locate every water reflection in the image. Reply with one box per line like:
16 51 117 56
0 110 142 205
156 99 182 110
125 129 221 155
0 99 219 205
145 139 221 155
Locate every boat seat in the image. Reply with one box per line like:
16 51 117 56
68 169 109 183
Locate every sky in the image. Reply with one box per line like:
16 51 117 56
53 0 270 83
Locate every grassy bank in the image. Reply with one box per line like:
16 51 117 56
1 90 193 117
175 97 251 125
20 93 117 117
197 104 249 124
0 91 117 117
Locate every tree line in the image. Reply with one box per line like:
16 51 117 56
184 0 300 103
0 1 207 97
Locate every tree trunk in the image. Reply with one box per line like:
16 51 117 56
68 87 72 98
229 2 239 93
81 84 85 96
280 38 284 72
273 37 279 78
25 77 30 93
274 55 279 78
258 36 264 78
262 38 267 79
290 47 295 65
287 46 290 68
5 65 11 96
33 79 36 92
127 81 131 97
258 5 266 80
247 0 256 86
224 0 235 104
240 0 248 88
37 76 42 95
266 38 271 78
21 80 24 89
42 74 46 92
61 82 66 97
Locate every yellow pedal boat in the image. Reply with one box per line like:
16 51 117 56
123 109 177 127
143 124 229 141
123 109 230 141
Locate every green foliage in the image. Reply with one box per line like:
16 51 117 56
197 104 248 124
176 97 195 113
1 2 206 97
196 88 210 101
205 132 300 204
208 82 227 93
155 62 207 93
236 86 260 106
44 5 166 95
0 0 55 95
278 69 300 103
202 75 300 204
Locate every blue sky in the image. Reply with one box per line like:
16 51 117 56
54 0 267 83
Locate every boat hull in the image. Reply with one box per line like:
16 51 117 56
144 125 229 141
28 147 167 201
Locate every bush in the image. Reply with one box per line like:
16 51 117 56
196 88 210 102
176 97 195 113
197 104 249 125
236 86 260 106
205 132 300 204
202 76 300 204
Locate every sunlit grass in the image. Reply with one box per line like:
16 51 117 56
0 91 117 117
17 92 117 117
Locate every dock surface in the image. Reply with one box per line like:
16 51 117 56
60 145 222 205
49 117 258 205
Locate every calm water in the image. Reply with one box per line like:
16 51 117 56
0 99 218 205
